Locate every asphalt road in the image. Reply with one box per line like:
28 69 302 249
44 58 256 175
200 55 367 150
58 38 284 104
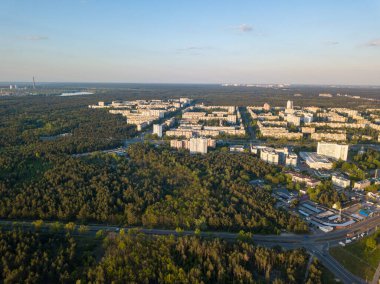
1 215 380 284
372 261 380 284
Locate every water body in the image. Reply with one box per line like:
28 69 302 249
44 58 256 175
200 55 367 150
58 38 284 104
60 91 94 96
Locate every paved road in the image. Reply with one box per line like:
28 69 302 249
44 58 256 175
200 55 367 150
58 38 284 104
303 251 314 282
2 215 380 283
313 246 366 284
240 106 256 139
372 261 380 284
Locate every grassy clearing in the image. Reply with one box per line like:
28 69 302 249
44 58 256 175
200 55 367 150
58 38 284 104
330 230 380 281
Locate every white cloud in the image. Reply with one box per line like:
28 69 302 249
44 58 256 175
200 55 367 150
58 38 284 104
23 35 49 41
236 24 253 33
177 46 206 51
175 46 214 55
366 38 380 47
325 41 339 45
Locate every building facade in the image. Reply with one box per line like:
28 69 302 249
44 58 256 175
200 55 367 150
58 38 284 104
332 174 351 188
317 142 349 161
153 124 163 137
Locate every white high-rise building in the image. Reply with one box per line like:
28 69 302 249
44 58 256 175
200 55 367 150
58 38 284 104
189 137 208 154
153 124 163 138
260 148 280 165
286 100 294 110
317 142 349 161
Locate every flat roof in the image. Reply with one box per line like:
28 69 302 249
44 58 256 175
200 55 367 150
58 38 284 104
300 152 331 164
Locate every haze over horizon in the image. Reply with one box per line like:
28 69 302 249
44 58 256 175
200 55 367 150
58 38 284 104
1 0 380 85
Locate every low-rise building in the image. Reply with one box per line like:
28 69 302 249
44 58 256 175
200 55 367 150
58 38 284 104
286 114 301 126
299 152 333 170
311 132 347 142
353 179 371 190
230 145 245 152
285 171 321 188
302 127 316 134
332 174 351 188
250 145 267 155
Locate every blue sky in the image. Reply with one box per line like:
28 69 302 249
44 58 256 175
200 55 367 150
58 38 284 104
1 0 380 84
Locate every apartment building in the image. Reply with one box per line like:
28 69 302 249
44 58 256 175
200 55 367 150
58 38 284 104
317 142 349 161
170 137 216 154
332 174 351 188
311 132 347 142
153 124 163 138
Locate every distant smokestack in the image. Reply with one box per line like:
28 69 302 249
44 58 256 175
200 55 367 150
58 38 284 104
33 76 36 89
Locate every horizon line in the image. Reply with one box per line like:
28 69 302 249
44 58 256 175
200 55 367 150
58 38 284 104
1 81 380 88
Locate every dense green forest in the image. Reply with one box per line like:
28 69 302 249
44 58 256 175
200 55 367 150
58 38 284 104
0 228 327 284
0 229 95 283
0 95 308 233
88 231 310 283
0 143 307 233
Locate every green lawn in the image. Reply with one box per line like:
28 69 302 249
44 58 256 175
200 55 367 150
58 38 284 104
330 230 380 281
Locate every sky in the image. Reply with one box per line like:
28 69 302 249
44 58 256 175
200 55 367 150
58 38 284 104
1 0 380 85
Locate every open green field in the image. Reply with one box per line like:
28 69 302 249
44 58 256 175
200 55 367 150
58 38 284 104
330 230 380 281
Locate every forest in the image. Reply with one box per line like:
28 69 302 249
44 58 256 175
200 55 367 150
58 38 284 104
0 228 328 284
0 95 309 233
0 229 95 283
0 143 308 233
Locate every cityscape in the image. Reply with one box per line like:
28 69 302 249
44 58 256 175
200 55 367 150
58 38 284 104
1 1 380 284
